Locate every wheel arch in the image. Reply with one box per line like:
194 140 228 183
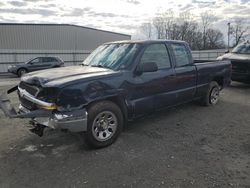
212 76 224 89
17 67 28 76
86 96 129 121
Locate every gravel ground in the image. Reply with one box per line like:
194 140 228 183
0 80 250 188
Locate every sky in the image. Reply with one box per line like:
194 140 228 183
0 0 249 38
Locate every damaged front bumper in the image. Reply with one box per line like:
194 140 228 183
0 88 88 135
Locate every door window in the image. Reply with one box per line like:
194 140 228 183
42 57 57 63
29 58 40 64
140 44 171 69
171 44 190 66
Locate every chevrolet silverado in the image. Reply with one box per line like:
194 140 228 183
0 40 231 148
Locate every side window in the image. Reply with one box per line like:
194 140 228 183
48 57 58 62
42 57 54 63
52 58 58 62
140 44 171 69
171 44 190 66
30 58 40 64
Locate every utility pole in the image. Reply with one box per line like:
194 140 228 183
227 22 230 51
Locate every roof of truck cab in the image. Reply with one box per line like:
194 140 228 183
105 40 187 45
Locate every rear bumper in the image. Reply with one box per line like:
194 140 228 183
0 92 88 132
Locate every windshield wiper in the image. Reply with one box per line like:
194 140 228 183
91 64 111 69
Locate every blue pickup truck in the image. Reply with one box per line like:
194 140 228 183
0 40 231 148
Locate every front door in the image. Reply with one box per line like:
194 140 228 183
28 57 43 71
131 43 176 117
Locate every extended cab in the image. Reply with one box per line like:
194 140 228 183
0 40 231 148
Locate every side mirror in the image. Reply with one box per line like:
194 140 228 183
136 62 158 75
225 49 229 54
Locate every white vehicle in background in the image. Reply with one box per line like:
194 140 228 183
217 41 250 83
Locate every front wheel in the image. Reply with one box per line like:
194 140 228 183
200 81 220 106
85 101 123 148
17 68 27 77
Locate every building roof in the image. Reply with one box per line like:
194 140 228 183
0 23 131 37
105 39 187 44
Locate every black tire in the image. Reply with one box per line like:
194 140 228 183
17 68 27 77
200 81 220 106
85 101 124 148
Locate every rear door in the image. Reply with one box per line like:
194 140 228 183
169 43 197 103
41 57 55 69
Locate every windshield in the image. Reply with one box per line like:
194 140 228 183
82 43 139 70
232 42 250 54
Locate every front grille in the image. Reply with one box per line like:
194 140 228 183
18 96 35 110
231 60 250 73
19 82 39 96
18 82 40 110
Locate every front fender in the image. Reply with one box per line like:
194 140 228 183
56 80 126 111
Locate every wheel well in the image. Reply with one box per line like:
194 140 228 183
17 67 28 72
17 68 28 76
87 96 128 121
212 76 224 88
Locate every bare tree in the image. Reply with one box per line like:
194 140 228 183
162 10 175 39
191 31 203 50
207 29 225 49
153 15 165 39
152 10 175 39
138 10 225 50
200 11 217 49
178 12 195 41
139 22 153 39
231 20 249 46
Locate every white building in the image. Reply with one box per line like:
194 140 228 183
0 23 131 72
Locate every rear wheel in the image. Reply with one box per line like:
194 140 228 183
17 68 27 77
85 101 123 148
200 81 220 106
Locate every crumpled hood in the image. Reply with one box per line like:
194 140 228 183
21 66 119 87
217 53 250 61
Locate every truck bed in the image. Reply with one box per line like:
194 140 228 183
194 60 231 98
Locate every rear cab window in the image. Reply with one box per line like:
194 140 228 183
170 43 191 67
140 43 171 69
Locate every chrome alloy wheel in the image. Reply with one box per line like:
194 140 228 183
210 87 219 104
92 111 118 142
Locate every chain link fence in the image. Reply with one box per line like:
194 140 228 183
0 49 226 73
